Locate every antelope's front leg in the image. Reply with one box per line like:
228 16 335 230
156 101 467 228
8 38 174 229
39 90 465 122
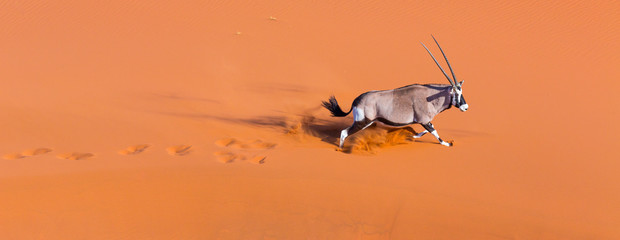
398 126 427 139
422 122 453 147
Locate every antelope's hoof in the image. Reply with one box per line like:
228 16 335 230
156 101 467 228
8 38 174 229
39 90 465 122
441 141 454 147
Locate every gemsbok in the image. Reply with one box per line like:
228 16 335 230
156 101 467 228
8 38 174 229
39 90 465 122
322 35 468 149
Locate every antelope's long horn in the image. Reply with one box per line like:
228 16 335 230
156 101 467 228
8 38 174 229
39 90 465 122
421 42 455 87
431 35 457 85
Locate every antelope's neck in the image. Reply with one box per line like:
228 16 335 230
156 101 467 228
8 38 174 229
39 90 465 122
450 90 457 106
438 88 453 112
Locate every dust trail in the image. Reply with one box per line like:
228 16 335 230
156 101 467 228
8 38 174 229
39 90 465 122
281 112 419 154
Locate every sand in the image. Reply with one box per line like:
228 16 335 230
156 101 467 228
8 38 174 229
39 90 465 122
1 0 619 239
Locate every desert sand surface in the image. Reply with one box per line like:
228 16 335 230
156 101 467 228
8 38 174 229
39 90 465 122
1 0 619 239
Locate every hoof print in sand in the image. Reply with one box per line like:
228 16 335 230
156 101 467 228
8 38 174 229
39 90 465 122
246 140 276 149
215 138 238 147
22 148 53 156
214 151 246 163
119 144 150 155
214 138 274 164
215 138 276 149
4 148 53 160
57 152 94 160
167 145 192 156
3 153 25 160
248 155 266 164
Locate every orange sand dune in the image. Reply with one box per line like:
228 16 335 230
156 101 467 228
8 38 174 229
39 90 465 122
1 0 619 239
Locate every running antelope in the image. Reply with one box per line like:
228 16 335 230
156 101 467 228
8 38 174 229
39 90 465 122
322 36 468 149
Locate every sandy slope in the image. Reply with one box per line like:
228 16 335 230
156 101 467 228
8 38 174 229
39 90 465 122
1 0 619 239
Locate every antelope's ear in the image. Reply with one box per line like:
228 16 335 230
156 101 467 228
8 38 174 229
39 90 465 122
459 80 465 86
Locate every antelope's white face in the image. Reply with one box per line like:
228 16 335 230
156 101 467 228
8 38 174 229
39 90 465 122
453 80 468 112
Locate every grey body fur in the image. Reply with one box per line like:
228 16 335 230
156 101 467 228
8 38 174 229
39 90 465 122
356 84 452 125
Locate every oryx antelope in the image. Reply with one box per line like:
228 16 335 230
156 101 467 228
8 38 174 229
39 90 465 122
322 36 468 149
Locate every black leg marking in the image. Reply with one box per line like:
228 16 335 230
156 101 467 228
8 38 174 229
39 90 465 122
422 122 452 147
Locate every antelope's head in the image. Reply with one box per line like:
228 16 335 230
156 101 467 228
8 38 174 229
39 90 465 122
452 80 468 111
421 35 468 112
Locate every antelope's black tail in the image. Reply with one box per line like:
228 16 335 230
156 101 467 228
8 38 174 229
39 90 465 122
322 95 351 117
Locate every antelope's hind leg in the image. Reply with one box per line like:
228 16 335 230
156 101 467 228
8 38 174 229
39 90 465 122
339 119 374 149
422 122 453 147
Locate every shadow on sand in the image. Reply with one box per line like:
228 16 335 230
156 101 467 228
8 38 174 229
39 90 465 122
160 110 434 154
161 111 350 145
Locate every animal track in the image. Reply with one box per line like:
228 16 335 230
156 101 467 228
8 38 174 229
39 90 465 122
248 155 266 164
214 138 275 164
119 144 150 155
22 148 53 156
215 138 237 147
3 141 271 163
3 153 25 160
215 138 276 149
167 145 192 156
57 152 94 160
3 148 53 160
213 151 245 163
246 140 277 149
